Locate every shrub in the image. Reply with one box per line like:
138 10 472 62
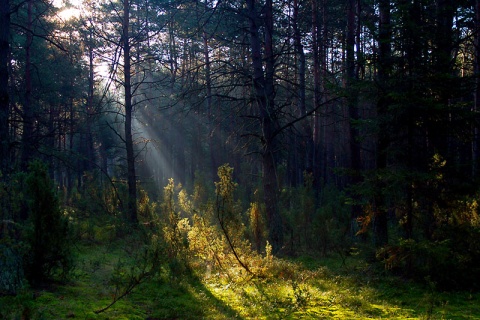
378 225 480 290
23 161 74 285
0 221 25 294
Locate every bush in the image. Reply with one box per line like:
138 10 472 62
378 225 480 290
23 161 74 285
0 221 25 295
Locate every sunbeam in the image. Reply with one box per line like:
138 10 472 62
133 107 178 192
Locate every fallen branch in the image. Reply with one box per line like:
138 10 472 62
94 274 143 314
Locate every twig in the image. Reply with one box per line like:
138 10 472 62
94 254 155 314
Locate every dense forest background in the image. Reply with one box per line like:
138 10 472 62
1 0 480 301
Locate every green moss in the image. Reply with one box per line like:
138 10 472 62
1 241 479 319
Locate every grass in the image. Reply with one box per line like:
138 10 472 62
1 240 479 319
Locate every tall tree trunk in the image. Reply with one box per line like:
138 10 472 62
402 0 421 240
346 0 362 232
0 0 9 172
293 0 311 181
474 0 480 177
67 97 74 193
203 31 217 180
374 0 391 248
85 33 95 174
168 21 178 92
21 0 34 170
47 103 55 179
123 0 138 223
431 0 454 158
311 0 322 185
247 0 283 254
355 0 363 79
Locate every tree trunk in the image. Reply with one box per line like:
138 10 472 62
0 0 9 173
21 0 34 170
374 0 391 248
247 0 283 254
474 0 480 177
346 0 363 234
123 0 138 223
311 0 321 184
293 0 311 182
203 31 217 180
86 33 95 174
355 0 363 79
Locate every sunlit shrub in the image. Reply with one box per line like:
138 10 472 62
188 210 224 273
161 179 189 258
185 165 259 278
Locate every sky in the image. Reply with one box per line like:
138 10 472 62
52 0 82 20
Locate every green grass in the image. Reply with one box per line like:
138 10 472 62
1 241 479 319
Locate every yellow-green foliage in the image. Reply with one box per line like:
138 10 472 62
185 165 259 277
188 212 224 269
137 188 158 223
432 195 480 227
161 179 189 262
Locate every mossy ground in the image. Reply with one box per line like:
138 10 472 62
1 241 479 319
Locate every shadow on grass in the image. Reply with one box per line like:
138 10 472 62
137 273 240 320
0 242 240 320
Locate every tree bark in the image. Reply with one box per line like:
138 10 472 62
85 32 95 174
374 0 391 248
203 30 217 181
21 0 34 170
123 0 138 223
293 0 311 183
474 0 480 177
311 0 321 184
0 0 10 172
346 0 363 232
247 0 283 254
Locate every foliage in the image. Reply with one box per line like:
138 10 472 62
379 224 480 290
214 164 252 274
22 161 74 285
281 180 351 257
0 221 24 295
160 178 191 275
186 165 256 277
0 172 28 294
73 172 124 219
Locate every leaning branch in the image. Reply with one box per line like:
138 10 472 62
10 22 67 52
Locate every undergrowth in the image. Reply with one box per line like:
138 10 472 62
2 165 480 319
1 238 479 319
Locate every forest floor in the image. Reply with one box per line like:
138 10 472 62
1 238 479 319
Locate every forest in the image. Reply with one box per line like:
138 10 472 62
1 0 480 318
